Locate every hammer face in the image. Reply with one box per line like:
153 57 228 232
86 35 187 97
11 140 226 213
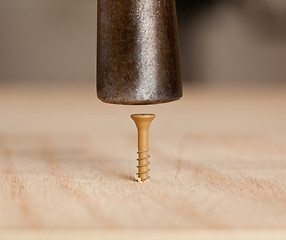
97 0 182 105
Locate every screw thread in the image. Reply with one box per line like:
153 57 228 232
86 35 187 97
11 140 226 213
137 150 150 181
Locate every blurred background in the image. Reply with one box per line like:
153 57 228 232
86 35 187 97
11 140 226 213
0 0 285 88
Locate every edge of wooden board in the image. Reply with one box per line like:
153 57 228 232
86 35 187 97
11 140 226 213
1 230 286 240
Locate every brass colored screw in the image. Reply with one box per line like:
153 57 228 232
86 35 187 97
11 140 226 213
131 114 156 182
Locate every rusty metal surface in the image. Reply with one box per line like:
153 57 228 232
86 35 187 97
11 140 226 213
97 0 182 105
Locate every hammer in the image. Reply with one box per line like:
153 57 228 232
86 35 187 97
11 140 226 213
97 0 182 105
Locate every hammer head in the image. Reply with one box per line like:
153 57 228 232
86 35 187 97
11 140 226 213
97 0 182 105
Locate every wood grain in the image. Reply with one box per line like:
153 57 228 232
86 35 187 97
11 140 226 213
0 86 286 239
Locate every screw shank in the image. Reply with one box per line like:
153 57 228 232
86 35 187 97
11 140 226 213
137 129 150 181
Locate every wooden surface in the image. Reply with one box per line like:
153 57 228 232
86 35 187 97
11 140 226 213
0 86 286 239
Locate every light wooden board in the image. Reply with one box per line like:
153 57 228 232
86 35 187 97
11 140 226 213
0 86 286 239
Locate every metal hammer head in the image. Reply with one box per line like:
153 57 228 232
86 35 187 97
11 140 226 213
97 0 182 105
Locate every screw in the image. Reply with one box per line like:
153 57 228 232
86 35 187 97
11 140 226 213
131 114 156 182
